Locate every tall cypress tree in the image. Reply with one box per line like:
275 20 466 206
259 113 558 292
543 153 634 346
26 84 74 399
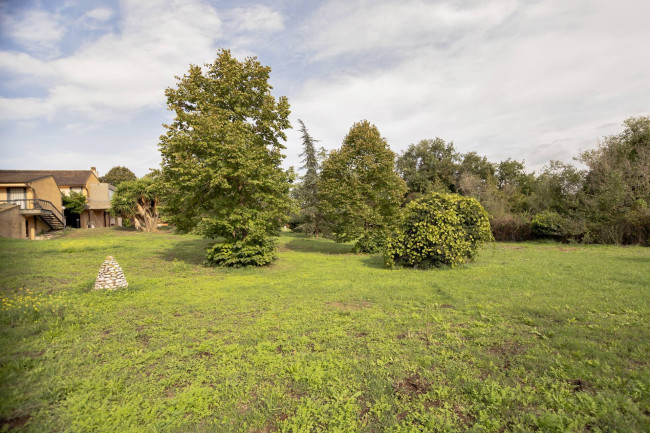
293 119 324 236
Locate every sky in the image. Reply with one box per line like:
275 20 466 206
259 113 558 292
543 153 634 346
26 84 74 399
0 0 648 177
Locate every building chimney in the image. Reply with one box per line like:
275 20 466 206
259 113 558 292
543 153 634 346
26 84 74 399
91 166 98 177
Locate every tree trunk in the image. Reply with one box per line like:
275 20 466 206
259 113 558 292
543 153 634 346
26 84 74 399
134 197 159 232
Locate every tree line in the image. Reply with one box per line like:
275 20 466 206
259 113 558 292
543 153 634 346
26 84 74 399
106 50 648 267
291 115 649 247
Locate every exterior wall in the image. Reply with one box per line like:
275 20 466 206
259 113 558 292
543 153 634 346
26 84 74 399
0 205 23 239
59 186 88 196
80 210 89 228
89 209 107 228
88 183 112 210
26 216 37 240
29 176 63 213
0 187 6 201
35 217 50 234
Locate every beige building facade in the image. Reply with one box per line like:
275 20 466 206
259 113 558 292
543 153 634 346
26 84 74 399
0 173 64 239
0 167 119 239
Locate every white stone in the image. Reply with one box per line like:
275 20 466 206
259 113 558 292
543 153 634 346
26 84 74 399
94 256 128 290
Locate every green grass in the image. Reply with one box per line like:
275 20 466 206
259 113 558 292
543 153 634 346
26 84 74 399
0 229 649 432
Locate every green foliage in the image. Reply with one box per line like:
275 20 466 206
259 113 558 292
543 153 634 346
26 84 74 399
61 191 86 215
531 161 585 215
531 210 583 241
580 116 650 245
109 173 160 232
205 234 277 267
460 151 496 184
291 119 325 236
99 166 136 187
397 138 460 196
489 212 533 241
319 120 407 253
158 49 292 265
385 193 493 268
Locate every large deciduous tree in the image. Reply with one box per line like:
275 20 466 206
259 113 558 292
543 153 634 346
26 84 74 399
580 116 650 244
396 138 460 199
100 166 137 187
319 120 407 253
159 49 292 266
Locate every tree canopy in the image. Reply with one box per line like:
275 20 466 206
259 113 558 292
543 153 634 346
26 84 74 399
396 138 460 197
158 49 292 266
319 120 407 253
100 166 136 187
291 119 325 236
109 173 160 232
61 191 86 215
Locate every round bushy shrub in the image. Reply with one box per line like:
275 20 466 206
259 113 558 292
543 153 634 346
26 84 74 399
384 193 493 268
531 210 584 241
205 234 277 267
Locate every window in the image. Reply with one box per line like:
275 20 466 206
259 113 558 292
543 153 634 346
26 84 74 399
70 187 83 195
7 187 27 209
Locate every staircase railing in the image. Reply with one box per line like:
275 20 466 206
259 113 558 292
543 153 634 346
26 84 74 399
0 199 65 227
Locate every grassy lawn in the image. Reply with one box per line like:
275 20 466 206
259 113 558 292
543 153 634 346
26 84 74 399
1 229 649 432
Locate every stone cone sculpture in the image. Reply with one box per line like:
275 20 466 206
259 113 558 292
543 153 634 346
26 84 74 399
94 256 128 290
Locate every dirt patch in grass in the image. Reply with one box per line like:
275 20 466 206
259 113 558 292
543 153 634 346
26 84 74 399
453 404 474 426
569 378 591 392
20 350 44 358
439 304 456 309
487 340 526 357
0 414 30 430
136 330 150 346
327 300 371 311
424 399 442 410
393 374 431 396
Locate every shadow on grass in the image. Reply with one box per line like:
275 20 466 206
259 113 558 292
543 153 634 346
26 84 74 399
360 255 386 269
615 256 650 264
159 237 212 265
281 233 353 254
114 226 137 232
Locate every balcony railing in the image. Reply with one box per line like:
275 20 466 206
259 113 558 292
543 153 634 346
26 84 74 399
0 199 65 226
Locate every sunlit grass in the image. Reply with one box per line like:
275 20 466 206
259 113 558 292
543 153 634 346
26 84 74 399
0 228 648 432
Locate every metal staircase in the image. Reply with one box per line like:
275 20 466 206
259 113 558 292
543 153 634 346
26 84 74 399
1 199 65 230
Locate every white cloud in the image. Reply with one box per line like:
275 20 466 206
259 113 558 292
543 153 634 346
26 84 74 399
84 7 114 22
225 5 284 33
1 9 66 54
1 0 648 177
0 0 224 122
304 0 518 59
288 0 650 172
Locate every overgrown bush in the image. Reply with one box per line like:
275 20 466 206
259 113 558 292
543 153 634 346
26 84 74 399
61 191 86 215
384 193 493 268
531 211 584 241
205 235 277 267
583 201 650 245
490 213 533 241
